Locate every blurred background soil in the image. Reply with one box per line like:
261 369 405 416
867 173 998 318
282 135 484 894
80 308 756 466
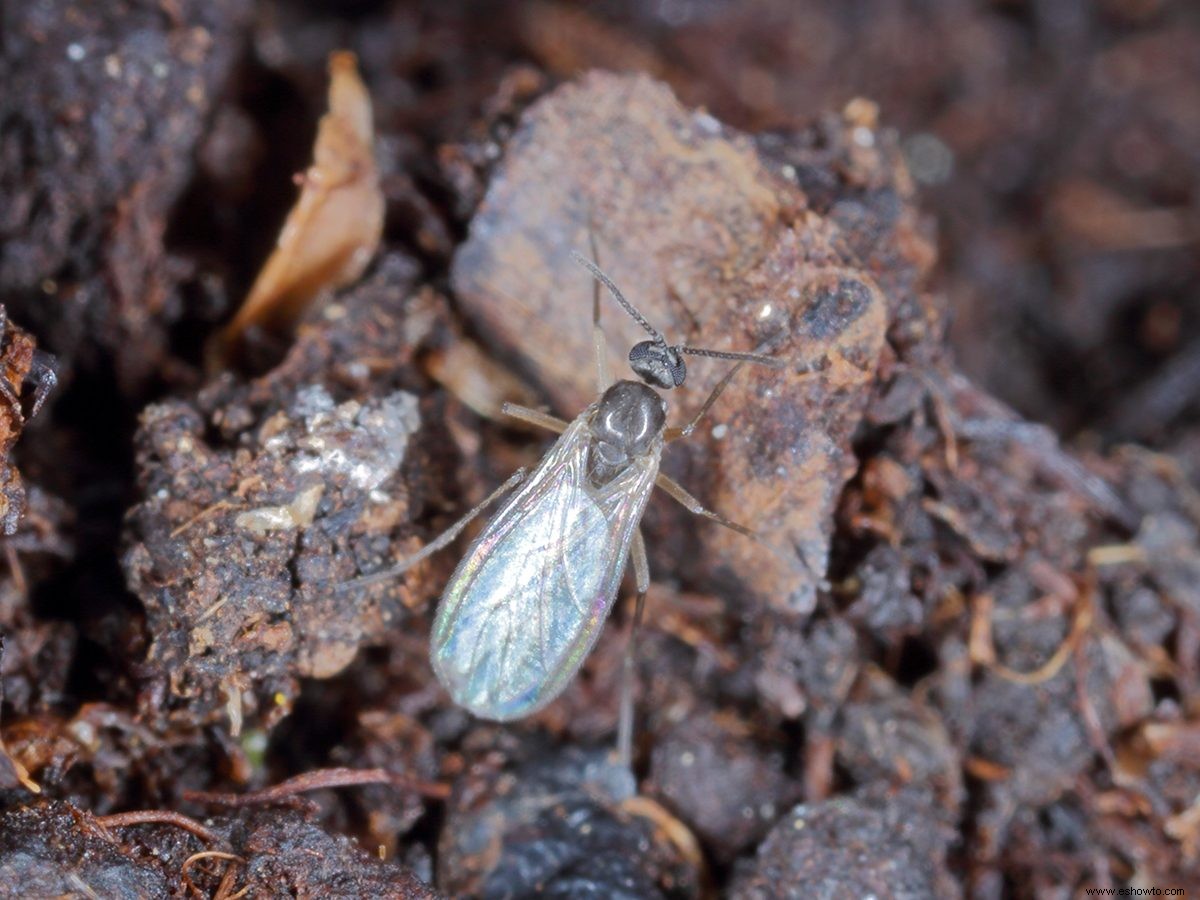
1 1 1198 897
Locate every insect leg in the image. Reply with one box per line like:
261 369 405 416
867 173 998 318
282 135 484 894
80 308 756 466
500 402 568 434
654 472 757 540
664 360 747 441
587 228 611 393
617 527 650 770
339 467 528 590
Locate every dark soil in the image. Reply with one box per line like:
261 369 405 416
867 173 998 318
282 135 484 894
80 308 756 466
2 1 1198 897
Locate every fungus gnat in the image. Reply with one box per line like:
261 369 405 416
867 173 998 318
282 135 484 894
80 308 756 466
347 246 784 764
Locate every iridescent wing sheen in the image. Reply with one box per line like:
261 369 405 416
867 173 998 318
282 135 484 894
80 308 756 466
430 409 660 721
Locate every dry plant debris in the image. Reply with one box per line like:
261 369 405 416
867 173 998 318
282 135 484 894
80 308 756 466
214 51 384 363
0 310 54 535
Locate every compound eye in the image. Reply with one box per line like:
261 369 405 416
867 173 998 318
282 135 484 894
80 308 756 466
629 341 686 390
665 350 687 387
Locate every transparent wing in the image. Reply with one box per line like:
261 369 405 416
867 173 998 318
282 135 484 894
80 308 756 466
430 411 660 721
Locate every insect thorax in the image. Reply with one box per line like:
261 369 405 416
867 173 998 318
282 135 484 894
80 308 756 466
587 380 667 487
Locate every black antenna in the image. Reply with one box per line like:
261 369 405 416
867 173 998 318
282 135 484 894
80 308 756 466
571 252 664 344
571 250 783 389
679 345 785 368
587 230 603 332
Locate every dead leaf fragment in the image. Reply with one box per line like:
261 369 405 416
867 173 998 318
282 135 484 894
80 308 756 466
214 51 383 362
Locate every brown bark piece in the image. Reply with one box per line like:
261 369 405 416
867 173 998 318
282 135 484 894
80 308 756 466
452 72 886 611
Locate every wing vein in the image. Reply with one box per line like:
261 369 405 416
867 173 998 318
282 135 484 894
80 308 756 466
431 413 663 719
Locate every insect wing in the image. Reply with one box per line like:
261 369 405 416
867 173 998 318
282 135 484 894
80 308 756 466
431 413 659 720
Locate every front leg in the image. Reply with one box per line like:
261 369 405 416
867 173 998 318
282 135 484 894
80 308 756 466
500 402 569 435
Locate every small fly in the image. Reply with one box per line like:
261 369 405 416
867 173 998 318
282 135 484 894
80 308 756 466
348 243 783 763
